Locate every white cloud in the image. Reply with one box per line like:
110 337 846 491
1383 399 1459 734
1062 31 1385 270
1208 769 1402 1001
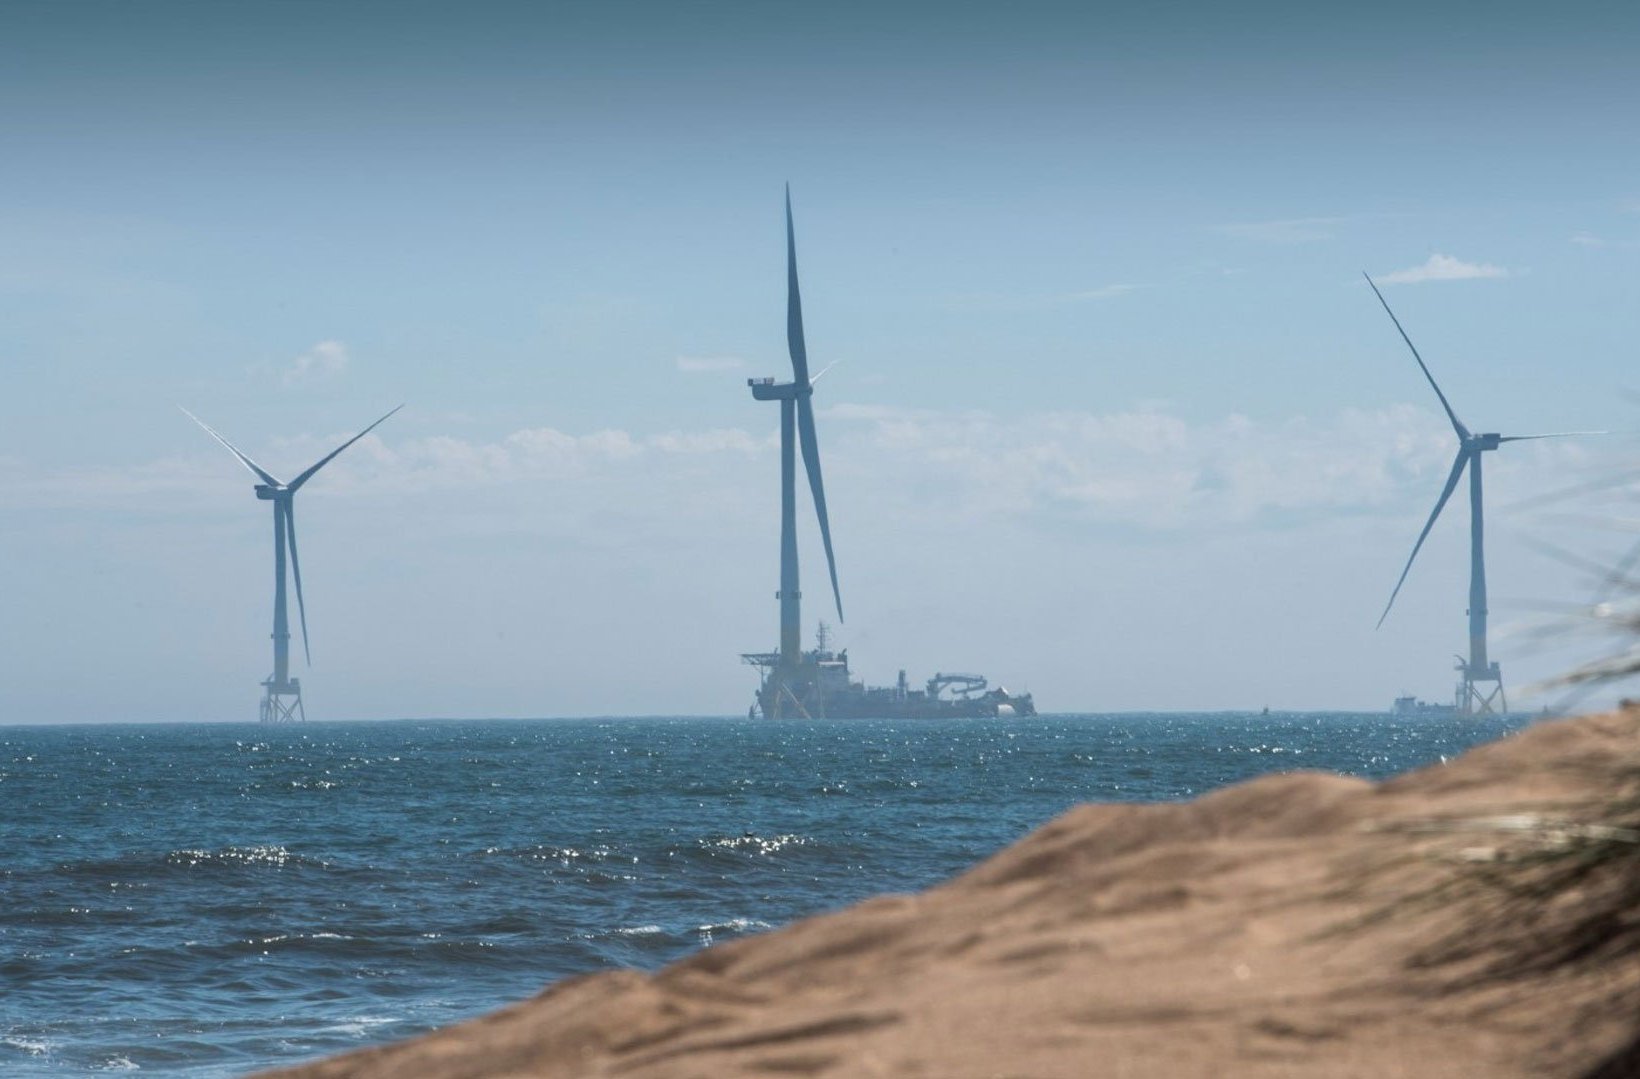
370 427 645 488
1571 231 1606 248
1377 254 1510 285
676 356 746 373
284 340 349 385
1214 217 1344 244
0 453 225 503
306 425 773 493
8 406 1597 537
648 429 769 455
822 402 1469 528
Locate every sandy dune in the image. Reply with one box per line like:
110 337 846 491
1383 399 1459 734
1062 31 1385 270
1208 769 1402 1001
261 710 1640 1078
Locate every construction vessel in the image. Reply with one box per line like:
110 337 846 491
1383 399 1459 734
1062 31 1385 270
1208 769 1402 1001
1390 691 1459 718
739 189 1035 720
743 625 1035 719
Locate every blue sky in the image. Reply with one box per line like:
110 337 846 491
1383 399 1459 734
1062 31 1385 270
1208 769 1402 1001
4 1 1639 721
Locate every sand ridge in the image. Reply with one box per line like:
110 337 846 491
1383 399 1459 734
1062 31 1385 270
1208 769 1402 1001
261 710 1640 1078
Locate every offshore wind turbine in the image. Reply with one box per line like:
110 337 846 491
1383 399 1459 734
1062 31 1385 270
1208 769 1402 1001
183 405 402 722
1365 274 1595 715
741 188 844 718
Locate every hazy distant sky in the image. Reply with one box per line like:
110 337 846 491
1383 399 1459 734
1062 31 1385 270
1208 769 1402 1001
4 1 1639 721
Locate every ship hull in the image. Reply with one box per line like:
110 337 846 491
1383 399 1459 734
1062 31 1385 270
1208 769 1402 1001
755 687 1036 720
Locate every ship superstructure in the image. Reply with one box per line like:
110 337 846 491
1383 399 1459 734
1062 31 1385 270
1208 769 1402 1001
1391 694 1459 718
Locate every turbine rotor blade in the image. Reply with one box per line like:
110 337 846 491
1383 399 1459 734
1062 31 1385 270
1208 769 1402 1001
1378 448 1471 629
286 500 311 665
179 406 283 486
785 185 811 387
784 187 840 619
1362 273 1470 440
797 395 843 623
1498 431 1607 442
287 404 404 492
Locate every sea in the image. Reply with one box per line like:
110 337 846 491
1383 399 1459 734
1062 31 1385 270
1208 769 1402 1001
0 712 1527 1076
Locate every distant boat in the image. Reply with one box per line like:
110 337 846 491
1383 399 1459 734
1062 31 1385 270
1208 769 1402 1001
743 624 1036 720
1391 694 1459 718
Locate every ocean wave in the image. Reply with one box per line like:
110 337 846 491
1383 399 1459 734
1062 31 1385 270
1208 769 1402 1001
574 923 675 948
695 916 773 944
249 932 356 947
704 833 811 856
472 844 618 864
313 1015 399 1038
165 846 329 869
1 1035 52 1057
466 913 541 935
696 917 772 934
286 778 342 790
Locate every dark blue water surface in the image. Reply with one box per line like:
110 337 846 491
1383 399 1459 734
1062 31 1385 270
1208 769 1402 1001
0 713 1526 1075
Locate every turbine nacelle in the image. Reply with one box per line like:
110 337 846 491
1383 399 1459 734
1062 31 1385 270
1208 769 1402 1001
748 377 808 402
1470 433 1503 451
254 484 283 500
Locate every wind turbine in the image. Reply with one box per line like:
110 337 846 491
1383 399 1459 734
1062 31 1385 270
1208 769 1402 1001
741 188 844 719
183 405 403 722
1365 274 1594 715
